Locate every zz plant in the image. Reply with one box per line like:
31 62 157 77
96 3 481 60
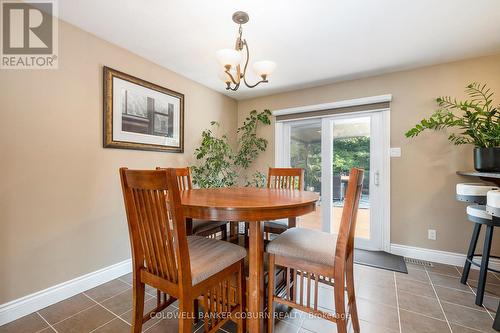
405 83 499 147
191 109 272 188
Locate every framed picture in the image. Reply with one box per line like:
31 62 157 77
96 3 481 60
103 66 184 153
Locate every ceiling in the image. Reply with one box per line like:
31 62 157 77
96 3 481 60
58 0 500 100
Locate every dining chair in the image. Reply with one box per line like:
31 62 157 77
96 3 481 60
120 168 246 333
263 167 305 238
266 167 364 333
158 167 230 240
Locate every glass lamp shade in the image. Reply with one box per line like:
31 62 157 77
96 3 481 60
252 60 276 78
216 49 242 67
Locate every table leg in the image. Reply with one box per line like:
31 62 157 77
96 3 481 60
288 217 297 228
186 218 193 235
248 221 264 333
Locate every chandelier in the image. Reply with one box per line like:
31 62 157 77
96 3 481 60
216 11 276 91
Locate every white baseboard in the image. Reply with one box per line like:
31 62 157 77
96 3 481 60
0 259 132 326
391 243 500 271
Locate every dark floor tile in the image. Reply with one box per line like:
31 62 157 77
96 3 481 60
426 263 460 277
398 290 445 320
0 313 48 333
441 301 495 333
429 273 471 292
450 323 484 333
396 267 431 283
396 275 436 298
38 329 56 333
53 305 115 333
357 298 400 331
469 280 500 298
457 268 500 285
399 309 450 333
120 299 171 331
85 279 130 303
93 318 130 332
38 293 95 324
483 295 500 314
101 288 153 316
119 273 132 285
435 286 484 310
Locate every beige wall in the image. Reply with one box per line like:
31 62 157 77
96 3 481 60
237 53 500 255
0 20 237 304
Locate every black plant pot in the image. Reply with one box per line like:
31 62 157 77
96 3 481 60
474 147 500 172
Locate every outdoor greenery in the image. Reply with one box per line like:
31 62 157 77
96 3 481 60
405 82 500 147
333 137 370 174
191 110 272 188
290 136 370 192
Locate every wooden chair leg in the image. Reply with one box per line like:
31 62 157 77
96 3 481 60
221 225 228 240
178 299 193 333
131 278 145 333
267 254 276 333
238 260 246 333
193 299 200 324
346 255 359 333
334 272 347 333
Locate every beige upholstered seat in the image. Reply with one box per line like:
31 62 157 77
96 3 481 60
264 219 288 231
188 236 247 285
266 227 337 267
192 220 228 235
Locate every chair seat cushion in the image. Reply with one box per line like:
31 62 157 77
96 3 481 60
467 205 492 221
266 228 337 266
188 236 246 285
487 190 500 217
192 220 227 235
457 183 498 196
487 190 500 209
264 219 288 232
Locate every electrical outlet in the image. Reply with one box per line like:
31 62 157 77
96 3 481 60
428 229 437 241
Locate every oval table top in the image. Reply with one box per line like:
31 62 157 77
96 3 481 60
181 187 319 221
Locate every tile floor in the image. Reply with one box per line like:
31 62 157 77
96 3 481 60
1 262 499 333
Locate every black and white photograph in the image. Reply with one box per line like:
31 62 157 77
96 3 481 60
103 66 184 152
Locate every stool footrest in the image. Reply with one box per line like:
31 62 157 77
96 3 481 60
466 254 500 274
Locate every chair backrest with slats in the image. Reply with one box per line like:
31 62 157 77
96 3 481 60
334 168 364 266
267 167 304 190
120 168 191 286
157 167 193 191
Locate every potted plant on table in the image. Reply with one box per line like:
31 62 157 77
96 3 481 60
405 83 500 172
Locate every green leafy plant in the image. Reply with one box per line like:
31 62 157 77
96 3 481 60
405 83 500 147
191 110 272 188
191 122 237 188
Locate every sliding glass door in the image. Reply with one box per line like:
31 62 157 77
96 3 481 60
277 110 389 250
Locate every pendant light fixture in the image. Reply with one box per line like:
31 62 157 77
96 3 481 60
216 11 276 91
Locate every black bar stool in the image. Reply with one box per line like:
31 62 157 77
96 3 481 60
487 190 500 331
457 183 499 306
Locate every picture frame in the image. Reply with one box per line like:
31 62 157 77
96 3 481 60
103 66 184 153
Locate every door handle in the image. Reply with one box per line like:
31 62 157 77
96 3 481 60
374 171 380 186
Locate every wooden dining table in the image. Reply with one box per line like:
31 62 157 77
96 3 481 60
181 187 319 333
